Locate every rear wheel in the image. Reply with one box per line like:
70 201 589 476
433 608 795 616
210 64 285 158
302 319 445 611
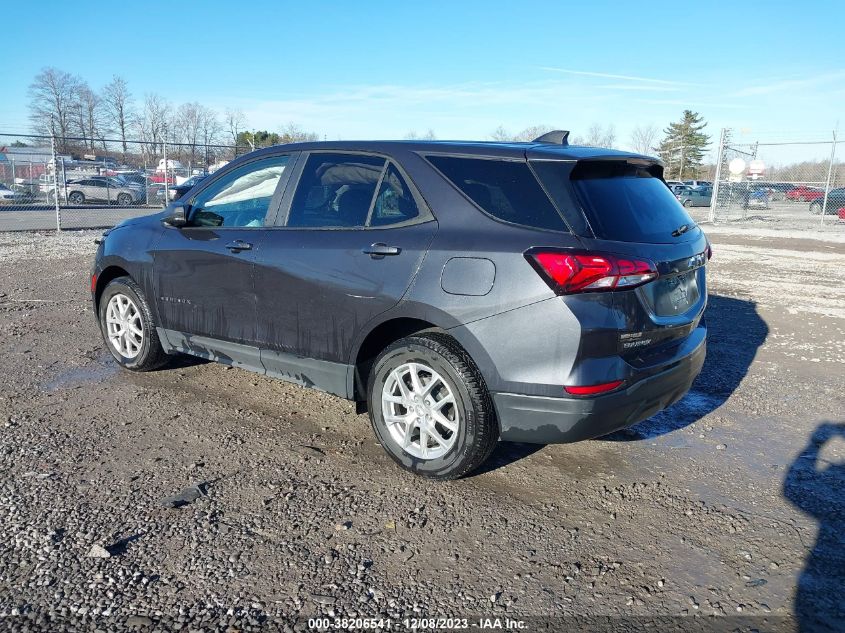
683 199 693 208
368 333 498 480
98 277 169 371
117 193 132 206
68 191 84 204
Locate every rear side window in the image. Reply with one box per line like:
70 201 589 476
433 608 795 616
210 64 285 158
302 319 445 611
542 161 697 243
427 155 568 232
370 164 420 227
287 153 385 228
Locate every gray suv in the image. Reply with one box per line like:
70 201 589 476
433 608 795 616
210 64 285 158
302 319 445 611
67 176 143 205
90 133 708 479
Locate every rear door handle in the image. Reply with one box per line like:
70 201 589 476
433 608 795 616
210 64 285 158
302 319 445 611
225 240 252 252
363 243 401 258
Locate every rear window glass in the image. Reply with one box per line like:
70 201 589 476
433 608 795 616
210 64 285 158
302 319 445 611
427 155 568 232
541 161 696 243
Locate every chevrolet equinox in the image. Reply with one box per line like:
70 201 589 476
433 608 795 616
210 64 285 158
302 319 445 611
91 132 708 479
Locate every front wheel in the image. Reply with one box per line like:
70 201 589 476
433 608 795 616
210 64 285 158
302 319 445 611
683 199 693 208
368 333 498 480
117 193 132 206
98 277 169 371
68 191 84 204
810 203 822 215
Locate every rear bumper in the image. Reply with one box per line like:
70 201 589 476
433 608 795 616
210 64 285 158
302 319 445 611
493 333 706 444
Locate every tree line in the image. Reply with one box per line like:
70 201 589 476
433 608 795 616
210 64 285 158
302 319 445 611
27 66 713 178
27 67 319 166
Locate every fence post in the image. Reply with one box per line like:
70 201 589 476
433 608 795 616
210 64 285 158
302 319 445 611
50 131 61 231
820 130 837 228
163 138 170 203
709 128 727 223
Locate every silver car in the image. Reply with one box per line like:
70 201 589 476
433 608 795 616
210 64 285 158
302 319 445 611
66 177 143 205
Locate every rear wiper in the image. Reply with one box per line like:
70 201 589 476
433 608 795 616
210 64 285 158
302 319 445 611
671 224 690 237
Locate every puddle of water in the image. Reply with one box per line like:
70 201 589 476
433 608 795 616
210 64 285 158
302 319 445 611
43 354 118 391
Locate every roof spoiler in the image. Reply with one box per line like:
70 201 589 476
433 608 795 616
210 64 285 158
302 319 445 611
532 130 569 145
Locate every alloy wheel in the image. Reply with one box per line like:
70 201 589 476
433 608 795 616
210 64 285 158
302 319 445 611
105 293 144 359
381 362 460 460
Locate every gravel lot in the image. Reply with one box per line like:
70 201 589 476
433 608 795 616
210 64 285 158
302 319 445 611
1 229 843 632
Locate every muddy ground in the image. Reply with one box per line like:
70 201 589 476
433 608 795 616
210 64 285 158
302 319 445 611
0 229 843 632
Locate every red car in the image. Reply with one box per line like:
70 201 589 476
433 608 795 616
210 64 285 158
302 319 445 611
786 186 824 202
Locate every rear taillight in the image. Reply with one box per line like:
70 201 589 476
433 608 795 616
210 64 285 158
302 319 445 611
90 273 97 293
564 380 625 396
526 249 658 294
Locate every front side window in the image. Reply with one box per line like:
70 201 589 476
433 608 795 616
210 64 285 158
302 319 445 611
286 153 385 228
189 155 289 228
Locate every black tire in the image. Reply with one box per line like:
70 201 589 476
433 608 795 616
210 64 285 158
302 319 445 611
98 277 169 371
117 193 132 206
810 203 821 215
68 191 84 204
368 333 497 480
682 199 693 208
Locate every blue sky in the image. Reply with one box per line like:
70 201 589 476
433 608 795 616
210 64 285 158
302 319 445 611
1 0 843 158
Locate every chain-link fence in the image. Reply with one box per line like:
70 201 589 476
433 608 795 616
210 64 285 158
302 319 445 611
0 132 257 231
3 128 843 234
684 129 843 234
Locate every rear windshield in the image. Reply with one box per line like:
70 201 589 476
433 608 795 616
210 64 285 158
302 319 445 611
538 160 697 243
426 155 569 232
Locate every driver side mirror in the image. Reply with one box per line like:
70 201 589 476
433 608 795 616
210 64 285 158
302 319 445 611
163 205 188 228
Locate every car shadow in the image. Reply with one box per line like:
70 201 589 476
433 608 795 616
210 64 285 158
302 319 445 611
471 442 545 476
783 422 845 632
602 293 768 441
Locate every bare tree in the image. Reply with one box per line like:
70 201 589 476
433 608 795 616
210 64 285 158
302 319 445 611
225 108 247 146
198 106 222 167
174 102 203 165
28 67 80 151
71 82 103 151
405 129 437 140
277 122 319 144
629 124 659 155
579 123 617 148
489 125 512 141
489 124 553 142
102 76 134 157
136 93 171 159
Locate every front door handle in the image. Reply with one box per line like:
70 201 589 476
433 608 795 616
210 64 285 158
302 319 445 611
225 240 253 252
363 243 401 258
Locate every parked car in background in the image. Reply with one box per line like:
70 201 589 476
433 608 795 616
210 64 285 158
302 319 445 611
91 136 709 479
786 186 824 202
809 188 845 215
666 180 685 189
670 184 693 196
683 180 711 188
0 183 18 203
168 174 208 200
677 186 712 207
746 188 770 209
65 177 144 205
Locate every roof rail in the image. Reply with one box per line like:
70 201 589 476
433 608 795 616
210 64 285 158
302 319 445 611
532 130 570 145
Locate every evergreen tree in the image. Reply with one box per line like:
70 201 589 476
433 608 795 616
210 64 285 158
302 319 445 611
657 111 710 180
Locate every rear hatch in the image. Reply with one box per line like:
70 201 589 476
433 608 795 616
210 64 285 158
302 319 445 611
531 157 709 359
